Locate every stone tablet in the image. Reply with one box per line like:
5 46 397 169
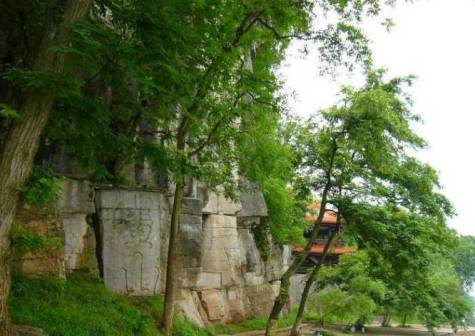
96 189 168 295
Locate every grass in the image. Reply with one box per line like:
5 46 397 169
9 273 213 336
128 296 212 336
9 273 157 336
209 310 298 334
9 273 303 336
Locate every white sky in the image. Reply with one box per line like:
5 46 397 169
280 0 475 236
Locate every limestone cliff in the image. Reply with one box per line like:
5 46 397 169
12 178 291 327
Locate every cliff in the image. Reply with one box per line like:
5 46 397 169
12 178 291 327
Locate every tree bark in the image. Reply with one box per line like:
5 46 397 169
381 307 391 327
264 193 329 336
289 230 338 336
162 180 185 336
401 313 407 327
265 140 338 336
0 1 90 334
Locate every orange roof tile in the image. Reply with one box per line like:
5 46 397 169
305 203 345 225
293 245 356 255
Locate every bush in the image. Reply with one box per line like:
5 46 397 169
20 166 64 209
10 226 63 255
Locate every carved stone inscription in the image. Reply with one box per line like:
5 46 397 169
97 190 166 295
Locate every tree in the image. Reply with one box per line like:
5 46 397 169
344 205 470 332
268 69 454 335
0 1 91 334
454 235 475 291
0 1 395 335
306 251 386 327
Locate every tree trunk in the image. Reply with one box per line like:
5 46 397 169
264 222 324 336
381 307 391 327
162 180 185 335
264 194 328 336
289 231 338 336
401 313 407 327
265 141 338 336
0 1 90 334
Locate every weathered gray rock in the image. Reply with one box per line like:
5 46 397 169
289 274 307 306
202 215 242 286
56 179 98 273
62 214 92 270
176 289 207 327
238 179 267 217
244 283 281 317
199 289 226 321
182 197 203 215
202 190 242 215
179 212 203 268
196 272 222 289
16 175 292 328
97 189 169 295
238 228 263 274
58 179 94 214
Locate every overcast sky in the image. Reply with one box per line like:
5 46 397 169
281 0 475 236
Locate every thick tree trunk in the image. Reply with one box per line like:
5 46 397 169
162 180 185 336
289 231 338 336
0 1 90 334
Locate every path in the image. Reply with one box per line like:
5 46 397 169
217 323 475 336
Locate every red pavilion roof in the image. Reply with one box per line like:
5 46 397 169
293 245 356 255
305 203 346 225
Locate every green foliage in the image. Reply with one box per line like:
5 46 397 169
308 251 385 326
20 166 64 208
454 235 475 291
10 226 63 255
287 70 465 330
421 259 473 330
251 221 272 261
238 112 307 245
0 103 21 120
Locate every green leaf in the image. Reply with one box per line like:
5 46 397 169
0 104 21 120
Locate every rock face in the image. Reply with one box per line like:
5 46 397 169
14 178 292 327
173 188 289 326
11 206 65 278
58 179 97 273
289 273 307 306
96 189 170 295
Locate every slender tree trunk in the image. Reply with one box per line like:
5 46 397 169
264 216 326 335
289 231 338 336
381 307 391 327
265 141 338 336
162 180 185 336
0 1 90 334
401 313 407 327
162 115 188 336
